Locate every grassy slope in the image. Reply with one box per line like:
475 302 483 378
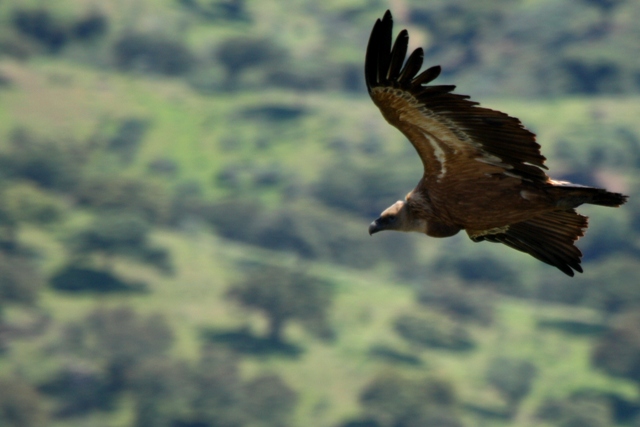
16 225 638 427
1 54 640 426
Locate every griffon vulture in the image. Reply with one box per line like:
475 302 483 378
365 11 628 276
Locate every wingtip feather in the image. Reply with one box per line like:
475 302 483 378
413 65 442 86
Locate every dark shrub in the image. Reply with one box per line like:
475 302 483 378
50 266 145 293
432 254 518 288
486 357 538 417
0 252 44 305
393 312 474 351
114 33 195 76
129 358 190 427
66 210 172 273
314 161 410 219
562 60 621 94
216 36 286 88
177 0 250 22
148 158 179 177
242 374 298 426
189 346 245 427
417 278 494 325
241 105 307 121
40 365 114 416
12 8 69 52
74 177 170 223
0 128 87 191
359 372 463 427
536 394 613 427
592 309 640 383
72 11 108 41
107 118 150 164
227 265 333 343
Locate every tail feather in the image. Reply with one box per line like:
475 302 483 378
548 183 628 208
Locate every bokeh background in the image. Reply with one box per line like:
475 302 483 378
0 0 639 426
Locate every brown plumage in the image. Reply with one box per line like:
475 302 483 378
365 11 628 276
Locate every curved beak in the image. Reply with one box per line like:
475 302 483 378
368 220 381 236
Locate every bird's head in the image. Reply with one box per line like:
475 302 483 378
369 200 426 235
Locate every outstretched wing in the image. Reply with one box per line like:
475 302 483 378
365 11 549 185
468 210 588 276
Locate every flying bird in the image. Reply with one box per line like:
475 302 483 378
365 11 628 276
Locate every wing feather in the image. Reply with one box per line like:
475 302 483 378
469 210 587 276
365 11 548 184
387 30 408 80
412 65 442 86
397 48 424 86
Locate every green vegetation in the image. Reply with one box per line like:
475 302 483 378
0 0 638 426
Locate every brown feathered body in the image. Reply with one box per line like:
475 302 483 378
365 11 628 276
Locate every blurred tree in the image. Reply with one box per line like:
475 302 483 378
583 260 640 314
486 357 538 417
393 312 474 351
592 309 640 388
106 118 150 165
242 374 298 427
69 210 149 262
0 198 17 252
216 36 286 89
71 10 108 41
313 160 410 219
0 252 43 307
0 251 44 350
408 3 485 74
580 0 625 15
203 198 263 242
561 60 621 94
11 8 68 53
66 209 171 273
190 346 246 427
129 358 191 427
148 158 179 178
90 307 174 390
205 198 416 272
536 393 613 427
39 364 113 416
359 371 463 427
113 33 195 76
227 265 333 343
0 128 87 192
168 180 206 227
432 254 518 288
62 306 174 394
0 376 47 427
50 266 146 294
177 0 250 22
74 176 170 224
241 104 307 122
3 182 65 225
416 278 494 325
11 7 108 54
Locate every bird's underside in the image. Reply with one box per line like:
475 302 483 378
365 11 628 276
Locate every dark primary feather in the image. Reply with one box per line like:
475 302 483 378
413 65 442 86
471 210 588 277
387 30 408 80
365 10 549 183
397 48 424 86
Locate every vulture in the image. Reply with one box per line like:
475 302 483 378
365 11 628 276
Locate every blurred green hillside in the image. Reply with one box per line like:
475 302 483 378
0 1 639 427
